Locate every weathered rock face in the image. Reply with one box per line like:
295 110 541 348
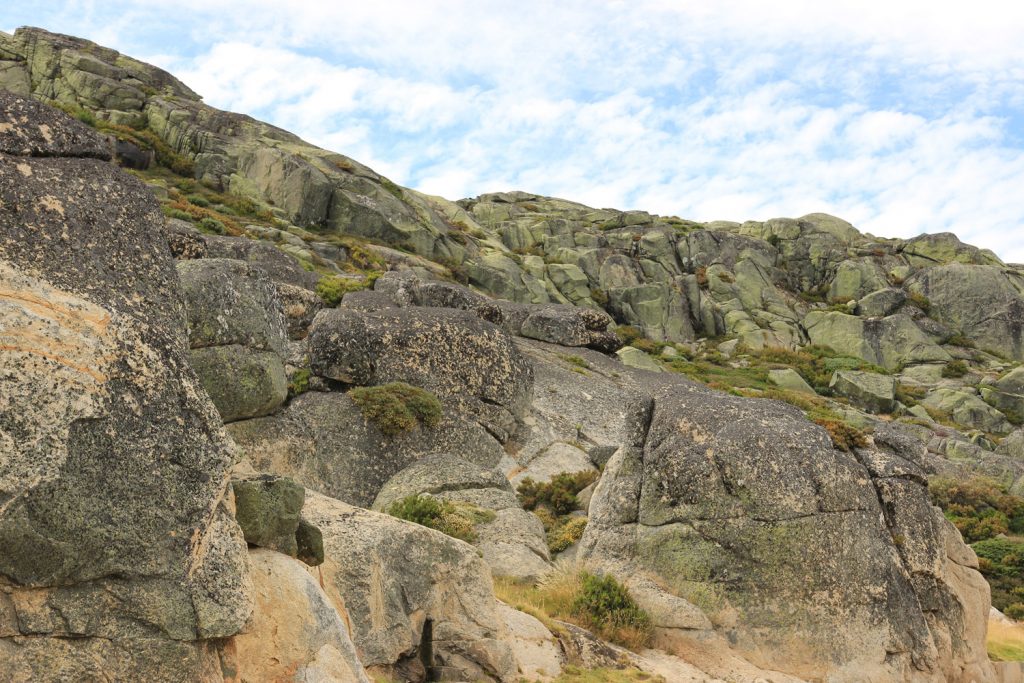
830 369 897 413
233 549 369 683
177 258 289 422
308 306 533 439
579 367 995 682
908 263 1024 361
228 391 504 508
0 92 251 680
803 310 951 371
302 492 517 681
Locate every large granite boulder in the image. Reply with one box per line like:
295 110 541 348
921 388 1014 435
906 263 1024 361
580 370 995 682
232 549 369 683
308 306 533 439
177 258 289 422
370 454 552 581
803 311 951 371
0 92 251 681
829 370 897 413
302 492 517 681
227 391 504 508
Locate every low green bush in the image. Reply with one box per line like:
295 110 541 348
197 216 226 234
386 494 494 543
942 359 969 378
348 382 442 436
547 516 588 553
572 571 651 636
315 275 371 306
518 471 598 516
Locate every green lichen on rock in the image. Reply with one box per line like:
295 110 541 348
348 382 442 436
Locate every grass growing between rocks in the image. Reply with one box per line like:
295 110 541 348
546 666 665 682
989 620 1024 661
494 565 653 651
348 382 442 436
386 494 494 543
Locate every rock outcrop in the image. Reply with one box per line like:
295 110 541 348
0 91 252 681
3 26 1020 683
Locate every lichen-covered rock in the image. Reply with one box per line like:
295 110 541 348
829 370 897 413
519 304 621 351
370 454 552 581
301 492 517 681
371 453 514 513
189 345 287 422
857 287 907 318
232 549 369 683
616 345 663 372
228 391 504 508
981 366 1024 423
0 95 251 680
308 306 533 438
0 91 110 158
202 235 320 290
921 388 1013 434
907 263 1024 360
580 370 995 682
768 368 816 394
177 258 288 354
231 475 305 557
803 311 951 371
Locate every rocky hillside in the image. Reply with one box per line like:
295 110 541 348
4 26 1024 682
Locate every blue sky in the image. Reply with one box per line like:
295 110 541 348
4 1 1024 262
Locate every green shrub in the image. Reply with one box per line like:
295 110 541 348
614 325 642 345
811 415 868 452
315 275 371 306
288 368 311 397
518 471 598 516
572 572 651 636
187 194 211 208
162 206 194 222
348 382 442 436
547 516 588 554
930 477 1024 542
895 383 928 407
1006 603 1024 621
590 288 609 306
946 333 976 348
942 359 969 378
197 217 226 234
386 494 493 543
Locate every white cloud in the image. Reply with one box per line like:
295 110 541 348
6 1 1024 261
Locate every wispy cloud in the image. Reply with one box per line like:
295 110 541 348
4 1 1024 260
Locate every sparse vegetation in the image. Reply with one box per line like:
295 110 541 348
988 620 1024 662
386 494 494 543
942 359 969 378
559 354 591 370
288 368 311 397
811 416 869 451
547 516 588 554
348 382 442 436
518 471 598 516
930 477 1024 614
315 274 372 306
493 565 653 650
